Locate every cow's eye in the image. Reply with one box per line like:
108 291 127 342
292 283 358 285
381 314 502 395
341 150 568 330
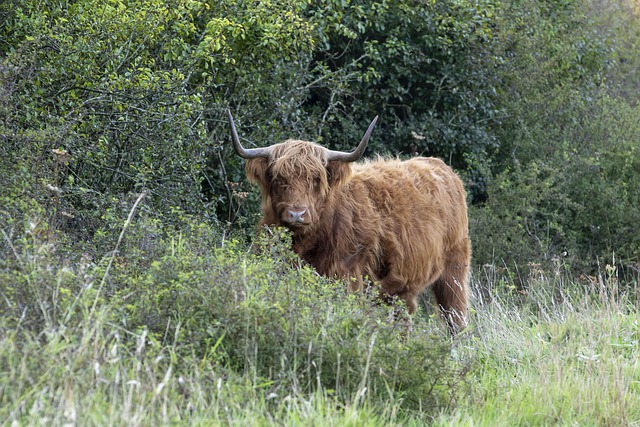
314 177 321 187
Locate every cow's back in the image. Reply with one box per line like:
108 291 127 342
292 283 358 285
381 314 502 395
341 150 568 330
351 156 467 243
348 157 468 285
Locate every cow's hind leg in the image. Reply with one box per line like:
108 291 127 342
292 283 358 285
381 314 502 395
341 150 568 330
432 241 471 334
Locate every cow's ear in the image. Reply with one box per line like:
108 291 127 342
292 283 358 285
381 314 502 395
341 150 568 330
246 158 269 189
326 161 352 187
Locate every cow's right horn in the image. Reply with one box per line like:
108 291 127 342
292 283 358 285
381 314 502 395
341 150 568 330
228 110 273 159
326 116 378 162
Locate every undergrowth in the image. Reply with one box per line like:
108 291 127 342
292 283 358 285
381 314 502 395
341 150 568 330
1 204 639 425
0 211 463 425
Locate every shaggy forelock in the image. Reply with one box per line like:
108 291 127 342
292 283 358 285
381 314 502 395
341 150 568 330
269 140 330 192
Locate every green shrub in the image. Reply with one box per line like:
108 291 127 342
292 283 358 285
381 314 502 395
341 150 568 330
471 93 640 278
469 0 640 276
116 227 462 413
0 209 466 422
304 0 502 201
0 0 317 230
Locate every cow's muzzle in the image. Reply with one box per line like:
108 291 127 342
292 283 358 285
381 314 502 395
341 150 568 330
286 209 307 224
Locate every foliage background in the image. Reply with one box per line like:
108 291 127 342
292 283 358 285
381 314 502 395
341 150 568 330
1 0 640 424
2 0 638 272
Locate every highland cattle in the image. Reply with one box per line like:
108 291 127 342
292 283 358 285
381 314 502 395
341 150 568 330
228 111 471 333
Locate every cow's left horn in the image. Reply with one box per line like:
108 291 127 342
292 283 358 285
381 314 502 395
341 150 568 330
228 110 273 159
326 116 378 162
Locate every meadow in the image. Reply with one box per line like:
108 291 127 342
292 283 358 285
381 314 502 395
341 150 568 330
1 213 638 426
2 0 639 424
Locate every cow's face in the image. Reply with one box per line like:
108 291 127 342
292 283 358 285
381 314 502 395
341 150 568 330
227 111 377 231
246 140 352 231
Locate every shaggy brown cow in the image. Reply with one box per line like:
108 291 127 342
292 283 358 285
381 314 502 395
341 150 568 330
228 111 471 333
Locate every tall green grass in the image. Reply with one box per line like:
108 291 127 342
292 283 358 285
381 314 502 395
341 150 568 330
1 214 638 425
0 215 461 425
436 262 640 426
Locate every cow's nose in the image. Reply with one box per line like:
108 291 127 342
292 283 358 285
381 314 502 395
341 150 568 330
287 209 307 223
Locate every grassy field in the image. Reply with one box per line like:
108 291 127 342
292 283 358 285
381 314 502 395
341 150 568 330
440 267 640 426
1 219 638 426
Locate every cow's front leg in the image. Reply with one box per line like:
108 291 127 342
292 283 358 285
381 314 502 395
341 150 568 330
377 273 418 313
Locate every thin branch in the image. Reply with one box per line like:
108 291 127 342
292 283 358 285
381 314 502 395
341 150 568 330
90 190 147 318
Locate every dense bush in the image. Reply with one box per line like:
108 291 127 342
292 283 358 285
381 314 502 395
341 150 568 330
305 0 501 190
2 0 639 280
0 0 318 232
471 0 640 274
113 224 462 411
0 214 464 422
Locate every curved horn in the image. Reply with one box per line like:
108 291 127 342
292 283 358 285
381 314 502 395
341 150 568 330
228 110 273 159
326 116 378 162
